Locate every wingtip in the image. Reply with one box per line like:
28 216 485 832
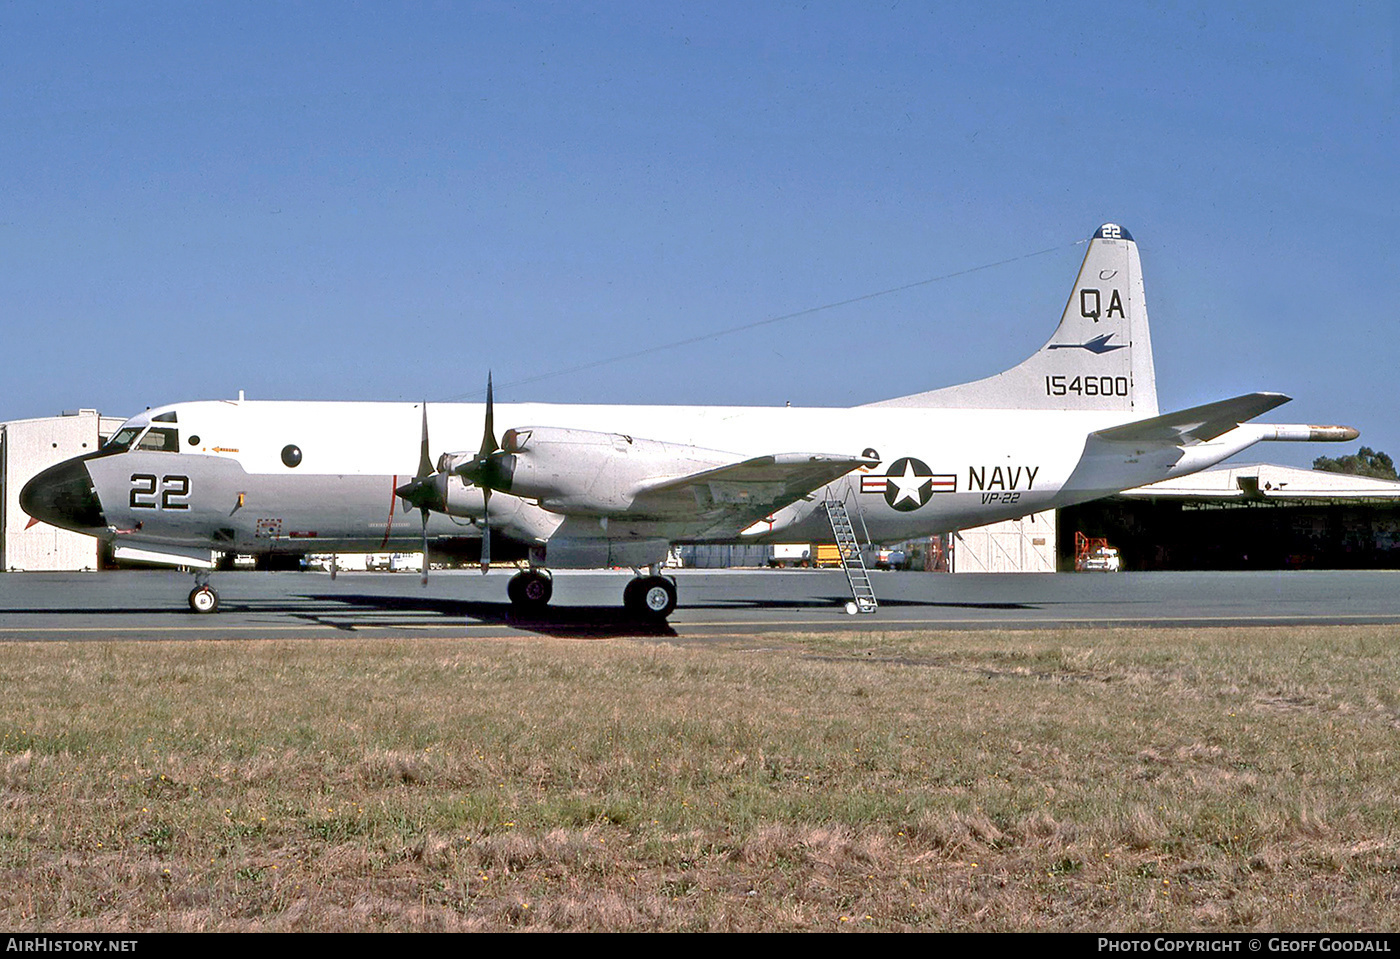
1260 424 1359 443
1311 425 1360 442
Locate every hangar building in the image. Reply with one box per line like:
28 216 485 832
1 411 123 571
1060 463 1400 571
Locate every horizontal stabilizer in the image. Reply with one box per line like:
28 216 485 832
1092 393 1291 445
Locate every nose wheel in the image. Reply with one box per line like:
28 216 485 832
188 585 220 614
623 575 677 621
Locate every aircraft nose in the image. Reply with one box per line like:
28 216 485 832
19 458 108 531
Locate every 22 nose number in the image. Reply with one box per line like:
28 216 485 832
129 474 191 510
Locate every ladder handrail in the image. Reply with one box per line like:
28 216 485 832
825 480 876 557
848 479 876 553
823 496 878 614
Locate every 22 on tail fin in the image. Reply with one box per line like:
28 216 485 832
869 224 1159 414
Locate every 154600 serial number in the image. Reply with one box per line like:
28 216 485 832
1045 375 1129 397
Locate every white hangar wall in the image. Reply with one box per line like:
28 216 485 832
950 511 1058 573
1 411 123 572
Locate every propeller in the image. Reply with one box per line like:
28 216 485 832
392 378 514 578
450 373 515 574
393 403 438 586
475 375 497 572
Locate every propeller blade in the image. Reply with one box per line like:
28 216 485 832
480 487 491 573
422 405 432 585
456 372 514 495
478 373 497 460
421 507 430 586
417 403 433 479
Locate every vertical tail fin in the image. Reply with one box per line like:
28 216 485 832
869 223 1159 415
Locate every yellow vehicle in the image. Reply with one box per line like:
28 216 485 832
768 544 843 568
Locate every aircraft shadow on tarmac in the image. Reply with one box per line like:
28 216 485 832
299 592 1037 635
300 593 679 639
682 597 1036 611
0 595 1035 628
309 592 1035 613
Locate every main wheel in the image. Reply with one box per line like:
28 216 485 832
508 571 553 610
624 576 677 621
188 585 220 614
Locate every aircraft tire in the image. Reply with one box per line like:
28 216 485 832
625 576 676 621
188 586 220 614
508 571 552 609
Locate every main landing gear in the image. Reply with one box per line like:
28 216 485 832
506 569 553 610
188 571 219 614
623 575 677 621
505 568 679 622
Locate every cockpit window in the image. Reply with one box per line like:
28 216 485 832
102 426 179 453
104 427 144 452
136 427 179 452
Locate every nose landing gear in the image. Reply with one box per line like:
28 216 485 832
188 572 219 614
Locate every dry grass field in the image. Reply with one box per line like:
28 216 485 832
1 625 1399 931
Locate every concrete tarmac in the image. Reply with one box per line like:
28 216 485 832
0 568 1397 641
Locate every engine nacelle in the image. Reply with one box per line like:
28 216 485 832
438 473 484 517
431 474 562 544
454 427 736 515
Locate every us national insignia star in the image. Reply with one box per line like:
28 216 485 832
886 458 932 510
858 457 956 512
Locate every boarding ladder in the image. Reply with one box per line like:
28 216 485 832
823 496 878 614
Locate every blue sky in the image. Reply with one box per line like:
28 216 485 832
2 2 1395 468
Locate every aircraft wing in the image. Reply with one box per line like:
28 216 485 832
1091 393 1291 445
624 452 875 538
438 416 877 542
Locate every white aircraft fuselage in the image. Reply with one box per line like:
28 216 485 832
54 399 1279 561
